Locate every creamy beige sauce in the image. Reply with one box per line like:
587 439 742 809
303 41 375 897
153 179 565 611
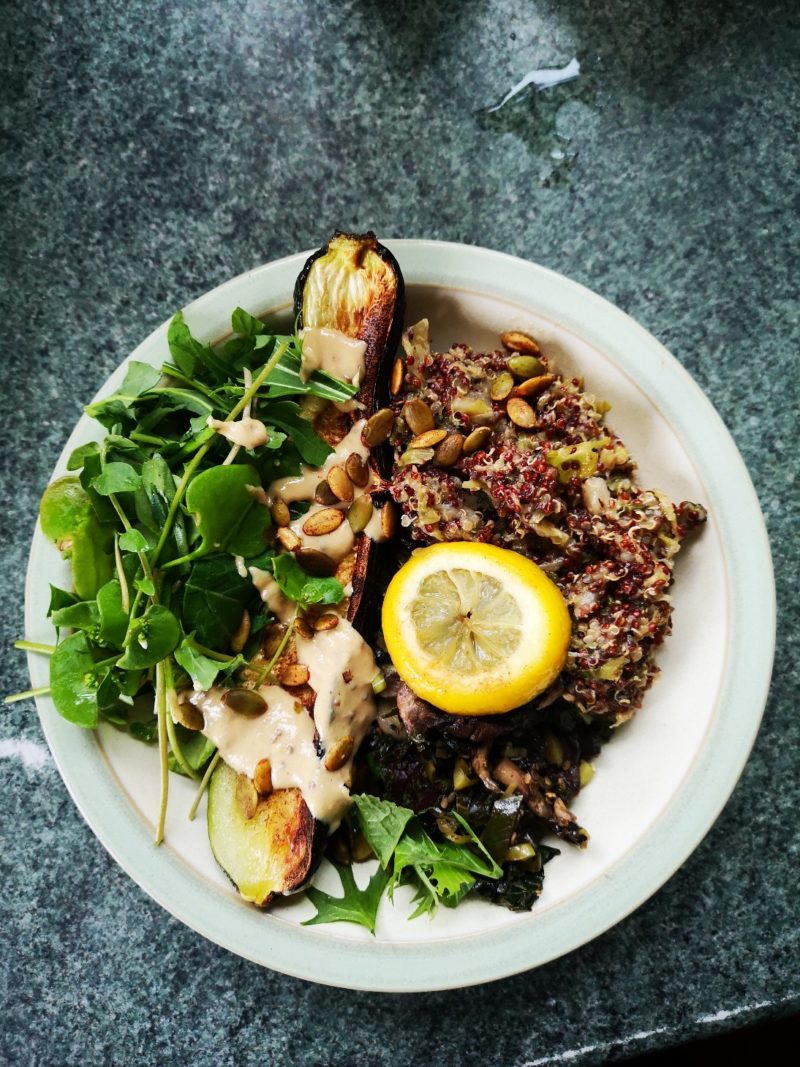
191 619 377 827
269 419 389 563
300 327 366 385
250 568 295 623
207 415 269 450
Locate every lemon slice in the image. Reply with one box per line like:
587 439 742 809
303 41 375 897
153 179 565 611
382 542 571 715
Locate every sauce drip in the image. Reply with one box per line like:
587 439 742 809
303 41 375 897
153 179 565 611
300 327 367 385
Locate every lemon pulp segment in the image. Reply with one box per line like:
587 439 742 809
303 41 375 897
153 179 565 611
382 542 571 715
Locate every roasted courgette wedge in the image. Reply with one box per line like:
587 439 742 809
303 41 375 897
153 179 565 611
294 230 405 421
207 762 325 907
295 231 404 638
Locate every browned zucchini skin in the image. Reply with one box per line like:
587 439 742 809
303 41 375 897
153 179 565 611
293 230 405 435
294 231 404 638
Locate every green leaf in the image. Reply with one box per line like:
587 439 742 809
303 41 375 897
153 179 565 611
118 528 152 552
184 463 270 560
231 306 268 337
352 795 414 869
91 462 143 496
117 604 180 669
97 580 129 647
47 585 78 618
120 360 160 397
264 401 333 467
271 553 344 607
69 519 115 599
49 632 100 728
182 555 252 650
302 862 390 934
168 311 231 381
66 442 101 472
39 477 93 544
174 634 231 691
265 348 358 402
168 727 216 776
50 600 100 634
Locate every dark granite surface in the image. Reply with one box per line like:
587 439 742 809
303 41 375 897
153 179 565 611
1 1 798 1063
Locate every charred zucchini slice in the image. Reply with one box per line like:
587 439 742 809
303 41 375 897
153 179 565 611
294 230 405 416
207 761 325 907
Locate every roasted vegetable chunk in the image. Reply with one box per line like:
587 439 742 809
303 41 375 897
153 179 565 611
207 761 325 906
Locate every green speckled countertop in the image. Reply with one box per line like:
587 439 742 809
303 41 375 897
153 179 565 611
1 1 797 1063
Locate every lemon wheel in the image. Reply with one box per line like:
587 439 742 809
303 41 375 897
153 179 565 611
382 541 571 715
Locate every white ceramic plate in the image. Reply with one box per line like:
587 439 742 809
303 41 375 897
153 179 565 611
25 241 775 991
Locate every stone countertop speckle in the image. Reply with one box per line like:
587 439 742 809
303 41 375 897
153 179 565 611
1 1 797 1063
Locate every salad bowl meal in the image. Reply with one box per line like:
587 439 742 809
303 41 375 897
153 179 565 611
19 237 774 991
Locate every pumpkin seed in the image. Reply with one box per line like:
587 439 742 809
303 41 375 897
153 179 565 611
403 398 434 435
276 527 301 551
362 407 394 447
314 613 340 632
399 447 435 467
390 357 404 396
302 507 345 537
293 616 314 639
463 426 492 454
501 330 542 356
324 735 355 772
347 494 374 534
380 500 398 539
410 428 447 449
172 699 203 732
434 432 464 467
507 354 545 378
270 498 291 527
507 397 537 428
254 758 273 796
230 609 251 653
512 373 555 398
490 372 515 400
281 663 310 687
345 452 369 487
223 688 267 716
314 480 338 505
327 465 354 503
296 548 338 576
236 775 259 819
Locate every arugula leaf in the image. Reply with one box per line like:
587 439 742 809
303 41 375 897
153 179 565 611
183 463 271 560
302 862 390 934
265 348 358 402
231 307 268 337
47 585 78 617
119 360 161 397
271 553 344 607
352 794 414 868
264 401 333 467
181 555 252 650
174 634 242 691
168 311 230 381
91 462 143 496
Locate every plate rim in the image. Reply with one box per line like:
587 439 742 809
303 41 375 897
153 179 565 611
26 239 775 991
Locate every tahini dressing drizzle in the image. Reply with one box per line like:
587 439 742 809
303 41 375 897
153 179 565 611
190 326 383 827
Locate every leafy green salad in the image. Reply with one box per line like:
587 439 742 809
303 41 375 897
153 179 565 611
10 305 513 931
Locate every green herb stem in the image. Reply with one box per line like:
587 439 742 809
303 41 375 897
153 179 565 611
159 364 221 402
154 660 170 845
188 750 220 821
4 685 51 704
151 340 288 569
162 658 197 780
130 431 169 447
13 640 56 655
253 607 297 686
109 493 158 602
113 535 131 614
